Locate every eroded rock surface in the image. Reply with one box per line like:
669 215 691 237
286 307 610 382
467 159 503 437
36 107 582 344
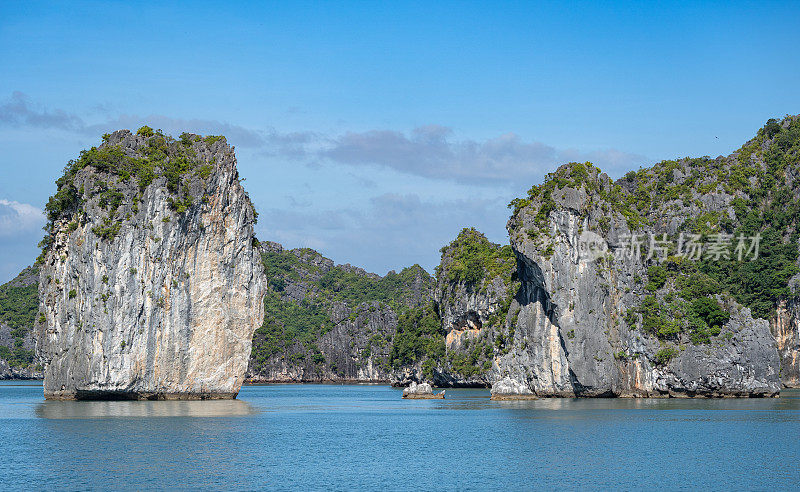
490 377 536 400
402 381 444 399
36 130 264 399
773 295 800 387
496 162 782 397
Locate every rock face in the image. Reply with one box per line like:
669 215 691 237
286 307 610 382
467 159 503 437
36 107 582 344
491 136 795 397
0 359 42 380
773 295 800 387
419 117 800 397
496 198 782 397
245 235 514 388
425 228 518 387
490 377 536 400
36 129 264 399
18 116 800 398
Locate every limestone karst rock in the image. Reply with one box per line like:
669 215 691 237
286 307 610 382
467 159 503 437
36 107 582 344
401 117 800 397
402 381 444 399
17 115 800 399
36 129 264 399
500 180 782 397
490 377 536 400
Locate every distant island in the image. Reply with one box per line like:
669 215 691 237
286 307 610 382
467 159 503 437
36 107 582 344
1 116 798 399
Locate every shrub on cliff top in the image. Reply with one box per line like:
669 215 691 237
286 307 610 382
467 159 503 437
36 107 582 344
507 160 647 230
136 125 154 137
437 228 516 287
39 129 229 252
764 118 781 139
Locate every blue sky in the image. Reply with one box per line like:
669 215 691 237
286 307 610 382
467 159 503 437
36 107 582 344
1 1 799 282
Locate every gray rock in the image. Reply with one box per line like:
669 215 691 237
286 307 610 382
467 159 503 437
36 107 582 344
490 377 536 400
36 130 264 400
402 381 444 399
495 162 782 397
771 297 800 387
0 358 42 380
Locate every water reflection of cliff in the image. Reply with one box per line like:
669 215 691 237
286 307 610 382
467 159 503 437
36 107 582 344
35 399 256 419
429 388 800 414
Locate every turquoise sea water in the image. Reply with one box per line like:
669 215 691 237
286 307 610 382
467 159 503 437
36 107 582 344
1 381 799 490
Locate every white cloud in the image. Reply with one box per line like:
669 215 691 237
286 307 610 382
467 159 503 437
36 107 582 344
0 199 45 237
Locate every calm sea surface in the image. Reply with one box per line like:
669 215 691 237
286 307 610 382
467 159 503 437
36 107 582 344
1 381 799 490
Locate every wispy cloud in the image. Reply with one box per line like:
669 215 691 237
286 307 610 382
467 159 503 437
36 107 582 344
0 92 268 148
0 91 84 131
321 125 646 183
1 91 647 183
0 199 46 283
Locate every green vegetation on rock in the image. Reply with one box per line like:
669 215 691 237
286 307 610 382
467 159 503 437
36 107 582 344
388 303 445 378
250 247 434 374
0 268 39 368
631 258 732 344
436 228 517 287
251 288 334 366
318 264 429 307
686 297 730 344
39 128 225 259
512 116 800 338
509 161 646 230
262 248 429 309
646 265 668 291
654 346 679 366
447 337 494 378
0 282 38 332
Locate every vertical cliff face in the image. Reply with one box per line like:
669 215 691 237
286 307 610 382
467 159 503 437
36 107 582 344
773 295 800 387
480 116 800 397
428 228 518 387
36 129 264 399
502 179 781 397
